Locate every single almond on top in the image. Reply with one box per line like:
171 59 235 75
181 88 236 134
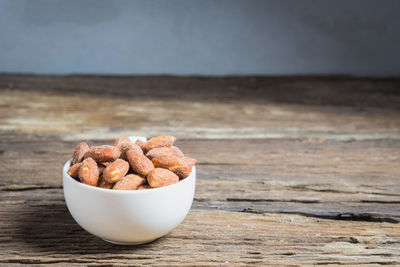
145 146 184 160
71 142 89 165
126 150 154 176
147 168 179 188
152 156 191 179
84 145 121 162
78 157 100 186
102 159 130 183
113 174 145 190
142 136 176 153
146 147 174 160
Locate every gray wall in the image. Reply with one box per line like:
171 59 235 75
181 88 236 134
0 0 399 76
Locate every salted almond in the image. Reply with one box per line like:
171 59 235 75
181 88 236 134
135 139 145 150
113 174 145 190
126 150 154 176
97 176 114 189
137 184 151 190
102 159 130 183
142 136 176 153
84 145 121 162
71 142 89 165
170 146 184 157
68 163 81 178
183 157 197 168
114 137 132 149
120 142 143 160
147 168 179 188
152 156 191 179
78 157 100 186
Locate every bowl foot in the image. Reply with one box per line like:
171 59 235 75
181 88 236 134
102 238 157 245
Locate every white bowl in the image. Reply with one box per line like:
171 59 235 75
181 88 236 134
62 137 196 245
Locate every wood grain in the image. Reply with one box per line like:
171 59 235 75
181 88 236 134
0 74 399 140
1 197 400 266
0 74 399 265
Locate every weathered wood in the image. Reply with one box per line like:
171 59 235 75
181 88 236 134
0 75 399 140
1 199 400 266
1 137 399 222
1 74 400 265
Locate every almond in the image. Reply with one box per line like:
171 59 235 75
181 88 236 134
71 142 89 165
97 176 114 189
120 142 143 160
137 184 151 190
135 139 145 150
114 136 132 149
152 156 191 179
126 150 154 176
147 168 179 188
84 145 120 162
170 146 184 157
142 136 176 153
183 157 197 168
113 174 145 190
146 147 174 160
68 163 81 178
78 157 100 186
102 159 130 183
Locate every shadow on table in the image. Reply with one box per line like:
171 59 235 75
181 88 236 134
15 201 166 255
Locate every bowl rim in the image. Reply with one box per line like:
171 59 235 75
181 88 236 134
63 159 196 195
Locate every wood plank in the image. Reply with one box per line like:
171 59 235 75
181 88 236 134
1 198 399 266
0 75 399 140
1 74 400 265
1 137 399 222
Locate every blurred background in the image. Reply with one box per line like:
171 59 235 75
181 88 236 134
0 0 399 76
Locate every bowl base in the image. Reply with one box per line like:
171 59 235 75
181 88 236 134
102 238 157 245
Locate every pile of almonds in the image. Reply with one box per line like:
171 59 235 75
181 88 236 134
67 136 196 190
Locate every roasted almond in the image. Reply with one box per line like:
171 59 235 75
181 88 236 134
152 156 191 179
137 184 151 190
97 176 114 189
113 136 132 149
146 147 174 160
183 157 197 168
120 142 143 160
142 136 176 153
170 146 184 157
84 145 121 162
135 139 145 150
113 174 145 190
68 163 81 178
78 157 100 186
102 159 130 183
126 150 154 176
71 142 89 165
147 168 179 188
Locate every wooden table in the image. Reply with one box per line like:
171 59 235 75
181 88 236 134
1 74 399 266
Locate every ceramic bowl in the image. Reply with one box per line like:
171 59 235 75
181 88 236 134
62 136 196 245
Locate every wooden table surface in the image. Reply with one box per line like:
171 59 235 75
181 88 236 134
1 74 399 266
